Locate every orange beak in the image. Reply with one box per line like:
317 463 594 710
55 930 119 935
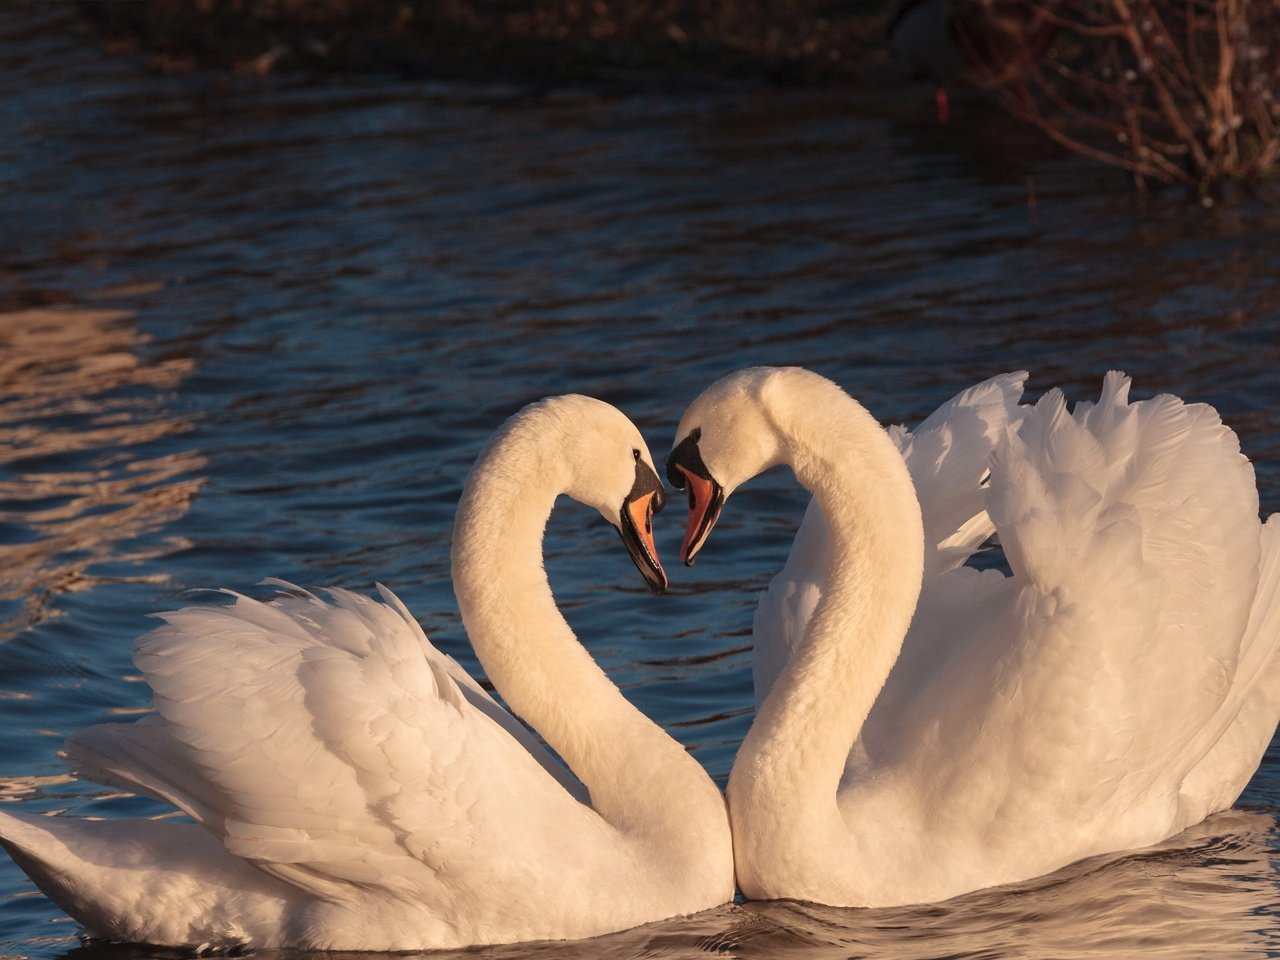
674 464 725 566
620 489 667 593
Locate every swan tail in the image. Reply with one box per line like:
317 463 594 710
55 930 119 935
0 810 292 949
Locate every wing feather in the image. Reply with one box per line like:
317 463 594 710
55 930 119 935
753 372 1029 707
890 373 1264 830
67 582 607 906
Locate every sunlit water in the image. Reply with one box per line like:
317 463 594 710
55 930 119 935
2 5 1279 958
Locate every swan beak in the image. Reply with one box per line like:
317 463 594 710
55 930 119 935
619 486 668 594
671 465 725 566
666 429 726 566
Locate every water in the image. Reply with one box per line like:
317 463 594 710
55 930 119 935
2 4 1279 957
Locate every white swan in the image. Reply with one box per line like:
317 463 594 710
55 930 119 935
0 395 734 951
666 366 1280 907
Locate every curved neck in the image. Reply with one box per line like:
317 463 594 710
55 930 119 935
450 426 719 843
737 391 925 811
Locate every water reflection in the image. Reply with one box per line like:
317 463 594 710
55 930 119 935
42 809 1275 960
0 307 203 641
730 809 1280 959
0 773 75 803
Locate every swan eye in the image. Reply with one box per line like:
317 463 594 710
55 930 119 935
632 448 641 462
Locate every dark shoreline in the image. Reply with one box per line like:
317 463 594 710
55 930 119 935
75 0 895 89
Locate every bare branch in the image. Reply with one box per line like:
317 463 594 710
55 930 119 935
982 0 1279 189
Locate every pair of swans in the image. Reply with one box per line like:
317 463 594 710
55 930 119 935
3 369 1278 949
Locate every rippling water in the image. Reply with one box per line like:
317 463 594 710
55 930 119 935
2 5 1278 958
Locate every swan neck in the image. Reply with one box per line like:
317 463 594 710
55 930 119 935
450 427 719 842
742 392 925 804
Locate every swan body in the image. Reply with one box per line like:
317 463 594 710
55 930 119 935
888 0 1056 89
0 396 733 951
888 0 1056 121
668 367 1280 906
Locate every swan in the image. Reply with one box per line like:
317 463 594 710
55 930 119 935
666 366 1280 906
888 0 1055 86
887 0 1056 121
0 395 734 951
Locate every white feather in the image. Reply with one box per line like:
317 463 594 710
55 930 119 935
683 367 1280 907
1 396 733 951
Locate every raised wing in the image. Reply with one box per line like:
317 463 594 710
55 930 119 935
753 372 1029 707
987 374 1258 765
66 583 611 908
891 370 1030 574
870 373 1267 836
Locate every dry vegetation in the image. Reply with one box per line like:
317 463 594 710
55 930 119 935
983 0 1280 190
75 0 891 87
74 0 1279 190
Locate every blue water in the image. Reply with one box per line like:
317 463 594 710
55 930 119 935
2 5 1279 957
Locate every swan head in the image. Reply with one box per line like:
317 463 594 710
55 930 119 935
547 396 670 593
666 368 792 565
611 452 669 595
